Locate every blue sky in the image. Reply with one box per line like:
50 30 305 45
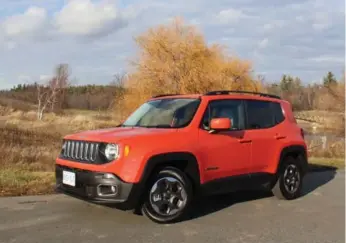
0 0 344 89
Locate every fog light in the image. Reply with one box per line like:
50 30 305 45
97 185 118 196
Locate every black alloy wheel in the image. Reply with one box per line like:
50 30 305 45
141 167 193 223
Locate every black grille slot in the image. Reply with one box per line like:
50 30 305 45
61 140 101 164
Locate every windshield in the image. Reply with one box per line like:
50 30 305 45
121 98 201 128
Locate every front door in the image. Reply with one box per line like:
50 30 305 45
198 99 252 183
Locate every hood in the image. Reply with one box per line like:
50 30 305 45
64 126 176 143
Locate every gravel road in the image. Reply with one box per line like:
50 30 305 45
0 169 344 243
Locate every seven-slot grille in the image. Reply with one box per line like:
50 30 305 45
61 140 100 163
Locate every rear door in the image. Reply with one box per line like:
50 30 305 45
244 100 286 173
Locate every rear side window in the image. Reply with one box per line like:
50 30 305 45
245 100 284 129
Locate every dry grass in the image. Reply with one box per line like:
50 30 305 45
0 97 36 112
307 139 345 158
0 107 121 196
295 110 344 135
0 170 55 197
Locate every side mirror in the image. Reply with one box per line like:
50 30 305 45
209 118 231 133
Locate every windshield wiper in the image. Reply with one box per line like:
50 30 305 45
142 125 173 128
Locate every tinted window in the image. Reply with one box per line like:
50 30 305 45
246 100 274 129
271 102 285 124
201 99 245 130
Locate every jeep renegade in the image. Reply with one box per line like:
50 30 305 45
55 90 308 223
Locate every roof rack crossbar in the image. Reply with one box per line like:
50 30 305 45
204 90 281 99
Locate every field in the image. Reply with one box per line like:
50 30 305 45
0 106 121 196
0 103 344 197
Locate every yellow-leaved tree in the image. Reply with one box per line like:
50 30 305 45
116 17 263 118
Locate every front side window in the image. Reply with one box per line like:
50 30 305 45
121 98 201 128
201 99 245 130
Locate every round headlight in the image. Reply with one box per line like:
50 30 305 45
104 144 119 161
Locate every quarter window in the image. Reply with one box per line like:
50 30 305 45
271 102 285 124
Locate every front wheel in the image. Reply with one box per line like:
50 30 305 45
141 167 193 224
272 156 304 200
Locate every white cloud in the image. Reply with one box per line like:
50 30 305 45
215 8 246 24
39 74 52 82
262 20 285 32
258 38 269 49
295 16 305 22
308 55 344 64
312 12 331 30
5 41 16 50
53 0 125 36
1 6 47 38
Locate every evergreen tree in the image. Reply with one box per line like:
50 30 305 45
323 71 337 86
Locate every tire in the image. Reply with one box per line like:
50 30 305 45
141 166 193 224
272 156 304 200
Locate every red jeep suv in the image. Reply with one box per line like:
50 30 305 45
55 90 308 223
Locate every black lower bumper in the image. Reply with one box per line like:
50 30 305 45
55 164 143 209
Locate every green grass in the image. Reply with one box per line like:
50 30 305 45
309 157 345 169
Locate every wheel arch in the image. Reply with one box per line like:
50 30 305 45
139 152 201 193
276 145 308 175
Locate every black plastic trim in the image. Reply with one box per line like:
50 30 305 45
151 94 181 98
55 164 141 209
277 145 308 174
199 172 276 196
140 152 201 190
204 90 281 99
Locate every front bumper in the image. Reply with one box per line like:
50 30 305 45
55 164 142 209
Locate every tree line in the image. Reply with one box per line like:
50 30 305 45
2 70 343 111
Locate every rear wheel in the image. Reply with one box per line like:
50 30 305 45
272 156 303 200
141 167 193 224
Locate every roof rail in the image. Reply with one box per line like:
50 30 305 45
151 94 181 98
204 90 281 99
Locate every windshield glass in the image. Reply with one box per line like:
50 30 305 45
121 98 201 128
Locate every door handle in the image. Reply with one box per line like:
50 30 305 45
275 134 286 140
238 139 252 144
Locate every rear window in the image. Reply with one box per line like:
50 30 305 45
245 100 284 129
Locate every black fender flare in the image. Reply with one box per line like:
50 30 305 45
276 145 308 175
139 152 201 190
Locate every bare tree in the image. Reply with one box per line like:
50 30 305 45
37 64 70 120
49 64 70 112
110 72 128 88
109 72 127 110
